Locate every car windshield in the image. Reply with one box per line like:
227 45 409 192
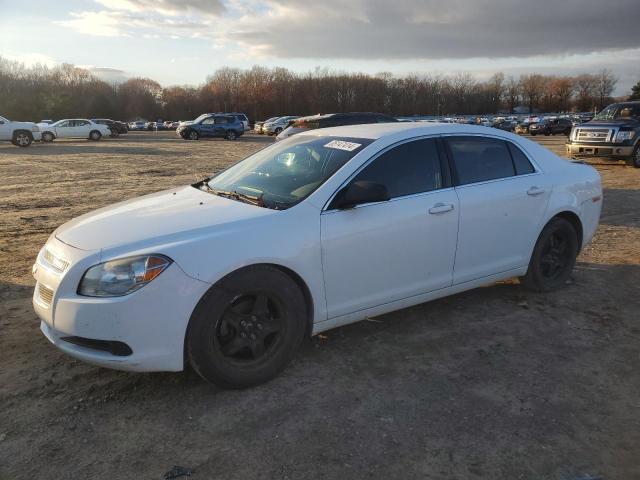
193 114 211 123
595 104 640 121
205 135 373 210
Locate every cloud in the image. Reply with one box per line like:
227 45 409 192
94 0 225 16
56 11 124 37
0 51 58 67
57 0 224 38
58 0 639 60
228 0 640 60
83 66 130 83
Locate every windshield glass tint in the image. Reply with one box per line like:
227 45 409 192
207 135 372 209
193 114 210 123
595 104 640 120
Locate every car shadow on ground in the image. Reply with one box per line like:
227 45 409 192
601 188 640 227
2 262 639 478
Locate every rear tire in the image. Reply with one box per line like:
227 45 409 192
520 217 579 292
226 130 237 141
187 265 306 389
41 132 55 142
12 131 33 147
89 130 102 141
630 144 640 168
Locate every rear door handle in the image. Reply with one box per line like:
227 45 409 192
429 203 455 214
527 186 546 196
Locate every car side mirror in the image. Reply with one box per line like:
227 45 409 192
333 181 390 209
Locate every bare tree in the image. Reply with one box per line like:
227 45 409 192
595 69 618 110
575 74 598 112
519 74 545 113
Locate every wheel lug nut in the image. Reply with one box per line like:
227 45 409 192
250 334 256 340
240 332 247 338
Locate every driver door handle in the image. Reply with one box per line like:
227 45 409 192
429 203 455 214
527 186 546 196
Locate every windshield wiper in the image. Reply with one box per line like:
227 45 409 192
195 179 288 209
198 181 264 207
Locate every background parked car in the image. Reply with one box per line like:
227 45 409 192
229 112 250 131
0 114 41 147
529 118 573 136
515 122 531 134
39 119 111 142
177 114 244 141
254 117 280 134
92 119 128 137
263 116 299 136
276 112 398 141
566 101 640 167
492 119 518 132
128 121 147 131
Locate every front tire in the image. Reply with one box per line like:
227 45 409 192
89 130 102 141
12 131 33 147
188 130 199 141
187 265 307 389
41 132 55 142
226 130 237 140
521 217 579 292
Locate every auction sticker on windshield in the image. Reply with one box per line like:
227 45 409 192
324 140 362 151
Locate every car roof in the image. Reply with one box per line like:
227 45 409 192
296 112 393 122
298 121 519 140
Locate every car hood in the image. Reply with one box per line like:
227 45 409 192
55 185 274 251
179 121 195 127
582 119 639 128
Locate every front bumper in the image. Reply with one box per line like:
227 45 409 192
566 143 635 158
32 237 210 372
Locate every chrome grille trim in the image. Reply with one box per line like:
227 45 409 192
574 127 617 143
38 283 54 306
42 248 70 273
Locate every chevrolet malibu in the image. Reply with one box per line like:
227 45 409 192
32 123 602 388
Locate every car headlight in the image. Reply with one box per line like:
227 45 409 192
615 130 635 142
78 254 172 297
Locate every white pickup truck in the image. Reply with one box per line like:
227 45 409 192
0 115 41 147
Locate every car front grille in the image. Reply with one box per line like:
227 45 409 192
38 283 54 306
573 128 615 143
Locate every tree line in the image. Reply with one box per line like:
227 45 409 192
0 56 630 123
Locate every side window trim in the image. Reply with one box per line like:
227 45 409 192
322 135 451 212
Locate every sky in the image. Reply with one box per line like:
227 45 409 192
1 0 639 95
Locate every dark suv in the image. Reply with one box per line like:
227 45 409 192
566 101 640 167
177 114 244 141
528 117 573 136
275 112 398 141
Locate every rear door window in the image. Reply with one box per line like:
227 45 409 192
446 136 515 185
507 142 535 175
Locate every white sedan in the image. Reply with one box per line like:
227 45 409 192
32 123 602 388
39 119 111 142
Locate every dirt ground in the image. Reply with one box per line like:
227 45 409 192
1 131 639 480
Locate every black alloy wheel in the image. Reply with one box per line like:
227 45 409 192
521 217 578 292
187 265 306 389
